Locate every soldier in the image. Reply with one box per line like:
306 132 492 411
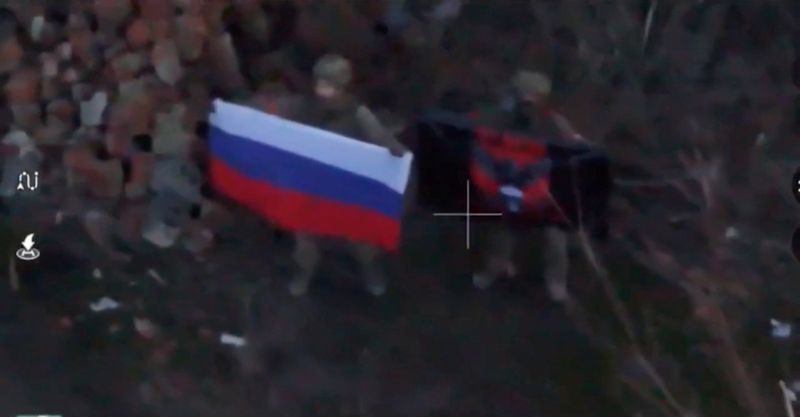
271 53 408 297
472 70 582 302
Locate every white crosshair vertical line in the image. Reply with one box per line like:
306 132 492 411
432 180 503 249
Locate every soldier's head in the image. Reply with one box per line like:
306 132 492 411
312 53 353 99
511 70 552 105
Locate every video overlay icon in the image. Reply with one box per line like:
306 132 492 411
16 233 40 261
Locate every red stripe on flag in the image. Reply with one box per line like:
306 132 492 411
474 126 548 166
522 177 552 207
469 163 499 195
209 158 401 252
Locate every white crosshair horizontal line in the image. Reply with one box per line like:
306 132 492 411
433 213 503 216
431 180 503 249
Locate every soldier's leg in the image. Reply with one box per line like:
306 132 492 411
289 233 321 296
473 225 515 290
543 227 569 302
353 242 387 296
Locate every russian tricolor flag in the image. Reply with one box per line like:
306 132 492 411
208 100 413 251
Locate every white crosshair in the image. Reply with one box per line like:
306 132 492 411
432 180 503 249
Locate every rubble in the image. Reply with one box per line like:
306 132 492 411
30 15 45 42
80 91 109 127
152 40 184 86
134 317 159 339
182 223 214 255
153 105 193 156
0 36 22 74
147 269 167 286
125 152 156 198
90 296 122 312
126 19 151 49
220 333 247 348
174 15 207 61
40 52 59 78
142 190 191 248
771 319 792 339
94 0 132 36
150 158 202 202
5 68 39 104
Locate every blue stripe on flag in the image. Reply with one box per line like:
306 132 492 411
209 126 404 219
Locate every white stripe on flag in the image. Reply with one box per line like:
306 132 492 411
210 99 413 194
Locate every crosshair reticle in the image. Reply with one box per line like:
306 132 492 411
432 180 503 250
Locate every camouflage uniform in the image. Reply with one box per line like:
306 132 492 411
273 54 407 297
472 70 573 302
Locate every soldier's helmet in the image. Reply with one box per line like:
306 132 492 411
511 70 552 102
312 54 353 89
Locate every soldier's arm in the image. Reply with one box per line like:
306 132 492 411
550 111 586 142
269 95 306 119
355 105 408 156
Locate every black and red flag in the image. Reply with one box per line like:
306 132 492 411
404 109 611 237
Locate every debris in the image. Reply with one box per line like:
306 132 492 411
94 0 133 36
126 19 151 49
183 225 214 254
118 77 149 102
771 319 792 338
2 130 37 156
30 15 45 42
80 91 109 127
151 158 202 201
57 42 72 60
724 227 739 240
152 40 184 86
0 36 23 74
89 159 125 198
153 105 192 156
139 0 173 20
41 52 59 78
142 219 182 248
125 152 156 198
134 317 159 339
220 333 247 347
116 202 146 243
780 380 797 417
4 68 39 104
642 0 658 53
111 52 146 80
147 268 167 286
83 210 131 261
10 103 41 131
55 210 64 224
90 296 122 312
93 268 103 280
755 132 767 147
175 15 207 61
